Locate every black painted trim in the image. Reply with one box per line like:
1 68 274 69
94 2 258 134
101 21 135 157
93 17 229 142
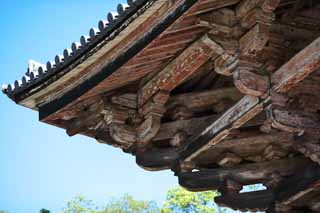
39 0 199 120
12 0 150 102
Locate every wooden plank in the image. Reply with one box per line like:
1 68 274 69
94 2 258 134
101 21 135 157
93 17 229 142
179 95 265 164
138 34 222 107
272 36 320 93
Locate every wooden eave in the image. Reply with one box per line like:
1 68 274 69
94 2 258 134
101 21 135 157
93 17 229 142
4 0 320 212
39 0 208 121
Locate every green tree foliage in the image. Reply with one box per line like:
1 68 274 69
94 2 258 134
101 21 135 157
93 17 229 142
58 186 223 213
161 186 220 213
59 195 99 213
59 195 159 213
103 194 159 213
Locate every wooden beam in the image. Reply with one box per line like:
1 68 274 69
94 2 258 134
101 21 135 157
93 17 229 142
270 23 320 41
236 0 264 19
179 95 266 165
272 36 320 93
154 115 220 141
233 23 271 96
111 93 137 109
215 190 274 212
66 102 104 136
178 157 311 192
188 0 240 16
269 108 320 134
294 141 320 165
111 87 243 116
136 130 284 171
274 164 320 212
234 67 269 96
194 131 293 166
95 129 132 151
138 34 223 107
167 87 242 113
136 148 179 171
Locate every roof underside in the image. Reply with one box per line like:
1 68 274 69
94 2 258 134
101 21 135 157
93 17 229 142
3 0 320 212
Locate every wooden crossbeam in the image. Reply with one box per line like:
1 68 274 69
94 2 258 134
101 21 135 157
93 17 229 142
167 87 242 113
111 87 242 114
179 95 265 164
136 130 286 171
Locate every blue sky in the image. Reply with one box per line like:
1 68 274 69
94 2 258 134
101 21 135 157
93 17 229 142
0 1 178 212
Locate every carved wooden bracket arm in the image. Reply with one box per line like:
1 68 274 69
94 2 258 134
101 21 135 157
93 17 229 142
136 34 223 148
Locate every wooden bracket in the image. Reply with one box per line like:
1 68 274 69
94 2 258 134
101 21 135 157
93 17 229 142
137 91 169 149
137 113 162 148
267 106 320 134
233 61 270 97
66 101 104 136
232 0 281 97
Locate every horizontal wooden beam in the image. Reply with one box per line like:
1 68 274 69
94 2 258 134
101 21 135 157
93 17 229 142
136 148 179 171
154 114 220 141
114 87 243 115
215 190 274 212
167 87 242 112
178 157 311 192
194 131 293 165
135 130 287 171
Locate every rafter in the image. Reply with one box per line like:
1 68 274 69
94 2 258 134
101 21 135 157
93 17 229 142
138 34 221 107
179 95 265 166
272 36 320 93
